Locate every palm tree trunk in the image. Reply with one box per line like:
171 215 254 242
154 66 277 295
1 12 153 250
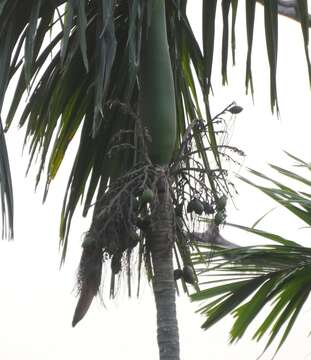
149 173 180 360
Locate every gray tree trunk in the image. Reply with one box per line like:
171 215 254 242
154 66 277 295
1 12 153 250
149 173 180 360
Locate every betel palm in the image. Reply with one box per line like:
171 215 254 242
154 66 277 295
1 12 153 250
0 1 310 360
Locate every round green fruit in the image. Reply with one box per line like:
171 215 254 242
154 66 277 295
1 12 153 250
216 195 227 211
141 188 154 204
214 211 226 225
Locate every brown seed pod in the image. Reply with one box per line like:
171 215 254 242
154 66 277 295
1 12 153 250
228 105 243 114
174 269 183 280
187 198 204 215
182 265 196 285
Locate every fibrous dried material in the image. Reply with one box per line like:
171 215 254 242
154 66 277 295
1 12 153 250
72 234 103 327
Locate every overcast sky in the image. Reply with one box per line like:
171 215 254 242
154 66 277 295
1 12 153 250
1 2 311 360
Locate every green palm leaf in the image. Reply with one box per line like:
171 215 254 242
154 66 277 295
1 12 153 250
297 0 311 86
0 121 13 238
0 0 308 246
0 2 310 357
230 0 238 65
264 0 279 113
221 0 230 85
245 0 256 95
192 153 311 356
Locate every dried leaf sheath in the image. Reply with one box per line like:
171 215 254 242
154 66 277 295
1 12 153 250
72 232 103 327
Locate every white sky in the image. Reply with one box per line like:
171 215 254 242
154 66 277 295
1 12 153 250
1 2 311 360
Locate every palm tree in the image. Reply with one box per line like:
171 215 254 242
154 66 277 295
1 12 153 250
0 1 310 359
192 152 311 358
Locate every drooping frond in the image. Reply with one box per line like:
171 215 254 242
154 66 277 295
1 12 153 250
0 0 309 246
2 1 145 255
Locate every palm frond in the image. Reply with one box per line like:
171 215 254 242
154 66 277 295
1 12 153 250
192 153 311 356
0 0 309 336
296 0 311 86
245 0 256 96
0 121 13 238
1 1 145 255
0 0 309 247
192 241 311 357
202 0 217 94
264 0 279 113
